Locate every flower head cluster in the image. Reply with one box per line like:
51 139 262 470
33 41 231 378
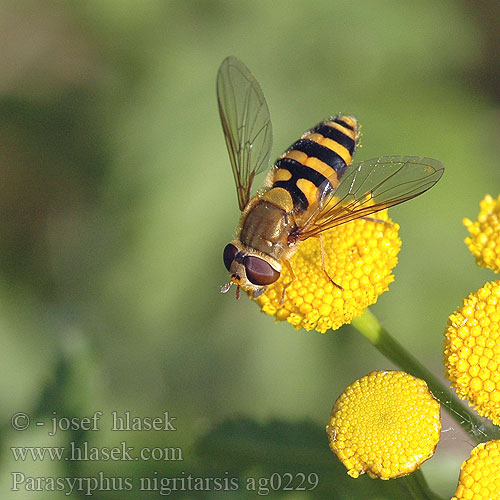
326 370 441 479
464 194 500 272
444 194 500 499
254 211 401 333
451 440 500 500
443 282 500 425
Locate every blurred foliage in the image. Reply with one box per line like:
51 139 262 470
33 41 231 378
0 0 499 498
196 417 425 499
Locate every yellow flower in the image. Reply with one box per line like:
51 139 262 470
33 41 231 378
463 194 500 272
254 210 401 333
326 370 441 479
443 280 500 425
451 440 500 500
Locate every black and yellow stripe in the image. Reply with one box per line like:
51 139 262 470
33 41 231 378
268 115 358 212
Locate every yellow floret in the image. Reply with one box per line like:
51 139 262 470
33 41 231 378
326 371 441 479
253 210 401 333
464 194 500 272
443 281 500 425
451 440 500 500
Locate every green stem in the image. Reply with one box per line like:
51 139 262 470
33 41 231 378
402 470 446 500
351 308 500 441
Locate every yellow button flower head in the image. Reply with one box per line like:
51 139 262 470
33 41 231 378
254 210 401 333
443 280 500 425
326 370 441 479
451 440 500 500
464 194 500 272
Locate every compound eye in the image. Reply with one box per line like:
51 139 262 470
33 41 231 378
243 256 280 285
223 244 239 271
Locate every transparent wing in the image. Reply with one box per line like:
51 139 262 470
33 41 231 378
217 56 273 211
298 156 444 240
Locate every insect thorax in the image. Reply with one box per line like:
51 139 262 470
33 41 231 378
239 199 294 261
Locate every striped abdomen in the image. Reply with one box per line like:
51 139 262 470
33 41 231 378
263 115 358 214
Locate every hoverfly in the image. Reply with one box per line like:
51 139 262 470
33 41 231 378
218 56 444 299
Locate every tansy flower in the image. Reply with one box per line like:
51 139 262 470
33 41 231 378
326 370 441 479
463 194 500 273
443 280 500 425
451 440 500 500
254 210 401 333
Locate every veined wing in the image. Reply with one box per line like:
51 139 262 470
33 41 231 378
217 56 273 211
298 156 444 239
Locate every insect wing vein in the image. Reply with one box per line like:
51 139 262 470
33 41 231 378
217 56 273 211
298 156 444 239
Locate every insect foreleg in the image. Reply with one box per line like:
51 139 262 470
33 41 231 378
279 259 297 305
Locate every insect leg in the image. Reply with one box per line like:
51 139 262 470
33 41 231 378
253 286 267 299
320 234 344 291
280 259 297 305
361 216 394 227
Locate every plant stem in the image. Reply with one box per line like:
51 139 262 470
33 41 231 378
402 470 446 500
351 308 500 441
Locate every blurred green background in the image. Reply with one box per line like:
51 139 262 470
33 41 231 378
2 1 500 498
